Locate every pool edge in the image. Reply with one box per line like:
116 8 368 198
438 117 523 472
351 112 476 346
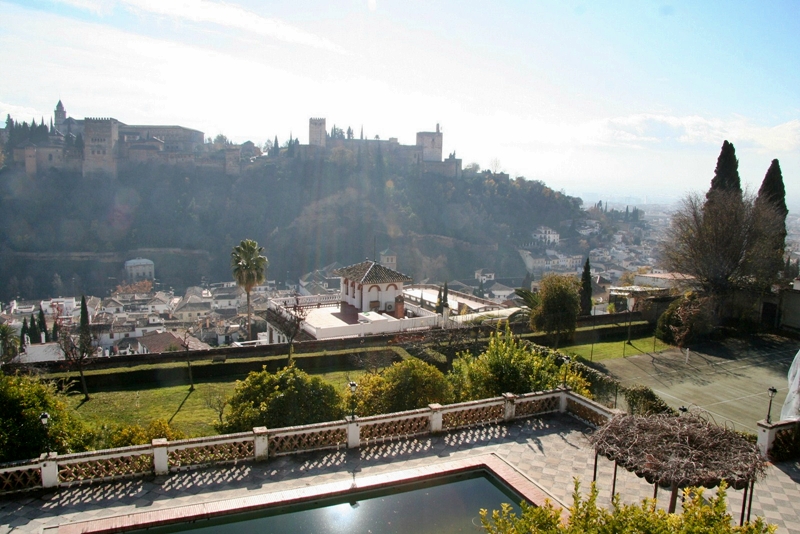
46 453 560 533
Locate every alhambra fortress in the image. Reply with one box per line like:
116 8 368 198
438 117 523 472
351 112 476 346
5 101 462 178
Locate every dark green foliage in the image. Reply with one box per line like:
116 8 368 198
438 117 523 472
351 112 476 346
220 364 343 432
0 132 584 298
37 307 48 343
435 286 443 314
79 295 92 357
28 314 40 345
655 294 712 347
481 479 773 533
706 140 741 200
757 159 788 278
0 372 94 462
449 327 590 401
442 282 449 308
530 274 580 349
769 422 800 462
623 385 676 415
757 159 787 218
20 318 28 349
353 358 452 416
580 258 592 316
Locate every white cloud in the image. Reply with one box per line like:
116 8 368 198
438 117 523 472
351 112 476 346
53 0 345 53
578 113 800 153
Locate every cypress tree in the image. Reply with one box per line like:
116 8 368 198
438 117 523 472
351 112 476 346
442 282 449 309
37 307 48 343
20 318 29 348
435 287 443 314
757 158 788 278
706 140 742 200
757 159 787 218
51 320 60 342
580 258 592 316
28 314 40 344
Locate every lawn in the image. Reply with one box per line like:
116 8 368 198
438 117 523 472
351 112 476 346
65 367 374 437
560 334 672 362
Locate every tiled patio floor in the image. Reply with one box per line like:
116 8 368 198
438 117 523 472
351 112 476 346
1 415 798 533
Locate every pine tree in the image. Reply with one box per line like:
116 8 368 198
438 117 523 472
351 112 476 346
580 258 592 316
37 307 48 343
706 140 742 200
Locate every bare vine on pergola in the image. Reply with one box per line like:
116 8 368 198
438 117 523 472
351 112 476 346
590 413 766 519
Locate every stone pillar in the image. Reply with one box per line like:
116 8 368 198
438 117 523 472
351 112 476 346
253 427 269 461
40 453 59 489
152 438 169 475
347 417 360 449
502 393 516 421
756 420 779 457
429 403 443 432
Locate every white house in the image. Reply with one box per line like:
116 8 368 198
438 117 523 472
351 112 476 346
533 226 560 245
333 260 413 315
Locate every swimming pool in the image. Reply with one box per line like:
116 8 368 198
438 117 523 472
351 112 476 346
132 471 521 533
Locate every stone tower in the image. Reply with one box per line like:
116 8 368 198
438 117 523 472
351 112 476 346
309 118 326 148
379 248 397 272
54 100 66 133
83 117 120 177
415 123 443 162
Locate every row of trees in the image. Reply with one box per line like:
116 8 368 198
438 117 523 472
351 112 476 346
662 142 787 323
218 327 587 433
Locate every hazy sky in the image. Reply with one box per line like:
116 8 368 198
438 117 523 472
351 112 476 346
1 0 798 207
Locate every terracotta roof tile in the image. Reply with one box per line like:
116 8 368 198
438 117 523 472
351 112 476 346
332 261 412 285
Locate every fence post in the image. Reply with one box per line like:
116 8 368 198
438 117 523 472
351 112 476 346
152 438 169 475
559 388 568 413
429 403 443 432
756 420 780 457
253 427 269 461
347 416 360 449
503 393 516 421
40 453 59 489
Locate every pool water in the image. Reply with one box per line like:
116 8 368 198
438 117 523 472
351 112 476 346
135 471 522 533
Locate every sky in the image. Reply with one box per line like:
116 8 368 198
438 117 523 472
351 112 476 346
1 0 798 208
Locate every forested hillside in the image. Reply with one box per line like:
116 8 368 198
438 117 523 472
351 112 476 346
0 149 583 299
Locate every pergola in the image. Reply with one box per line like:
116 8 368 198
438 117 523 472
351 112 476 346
590 413 766 523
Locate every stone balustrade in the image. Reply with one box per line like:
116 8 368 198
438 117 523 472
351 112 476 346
0 389 614 495
756 418 799 457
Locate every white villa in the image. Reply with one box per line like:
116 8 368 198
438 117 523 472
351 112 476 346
333 260 412 317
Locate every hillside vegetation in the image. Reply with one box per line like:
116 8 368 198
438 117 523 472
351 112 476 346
0 150 583 298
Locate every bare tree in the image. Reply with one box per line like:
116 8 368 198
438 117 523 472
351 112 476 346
57 319 91 401
267 299 308 363
662 191 784 307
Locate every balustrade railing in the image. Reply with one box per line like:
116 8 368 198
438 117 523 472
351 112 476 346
0 389 613 495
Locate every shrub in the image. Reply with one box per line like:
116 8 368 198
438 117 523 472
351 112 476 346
656 293 712 347
108 419 187 448
219 364 343 432
481 479 774 533
623 385 676 416
352 358 452 416
0 372 95 462
449 326 590 401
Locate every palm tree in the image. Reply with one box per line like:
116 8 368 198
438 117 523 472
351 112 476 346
0 323 20 364
508 288 541 325
231 239 268 340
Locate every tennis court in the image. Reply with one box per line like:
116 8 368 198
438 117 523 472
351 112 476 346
596 335 799 432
